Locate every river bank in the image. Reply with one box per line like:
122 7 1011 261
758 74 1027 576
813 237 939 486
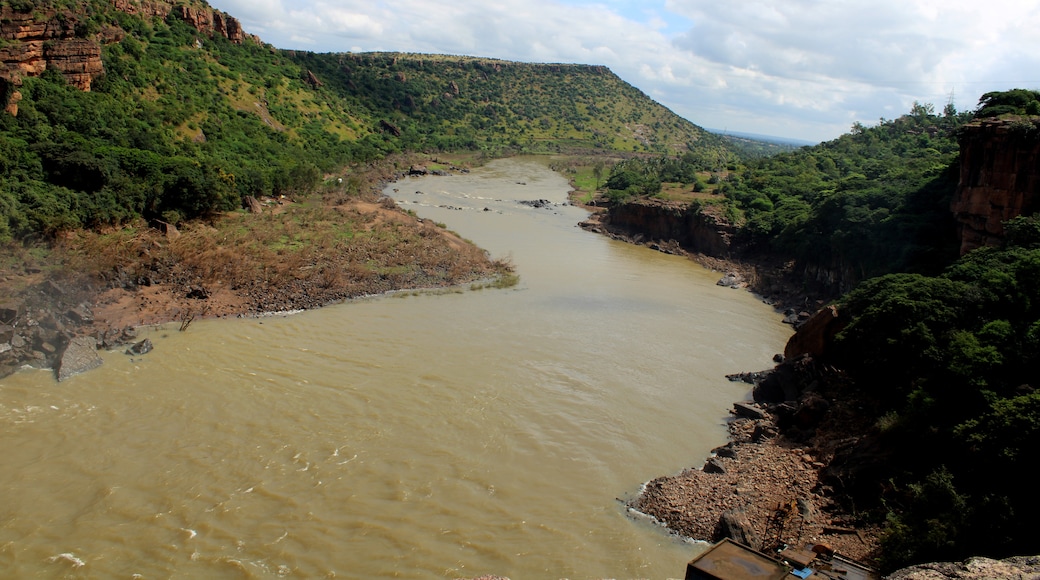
0 153 510 380
569 192 885 569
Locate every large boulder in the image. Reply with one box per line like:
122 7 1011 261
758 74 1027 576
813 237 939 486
784 305 844 361
714 508 761 551
57 336 103 382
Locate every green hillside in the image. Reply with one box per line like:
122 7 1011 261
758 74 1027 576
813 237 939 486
290 51 721 156
0 0 728 242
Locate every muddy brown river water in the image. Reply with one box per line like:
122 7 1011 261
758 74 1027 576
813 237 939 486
0 158 791 578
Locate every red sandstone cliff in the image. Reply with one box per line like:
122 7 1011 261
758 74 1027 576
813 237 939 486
951 117 1040 254
1 0 256 115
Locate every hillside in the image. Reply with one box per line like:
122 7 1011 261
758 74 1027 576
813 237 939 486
0 0 730 241
290 51 724 155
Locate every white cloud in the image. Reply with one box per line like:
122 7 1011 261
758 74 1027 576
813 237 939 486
206 0 1040 142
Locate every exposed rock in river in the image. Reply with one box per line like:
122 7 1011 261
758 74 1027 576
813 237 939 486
58 336 103 382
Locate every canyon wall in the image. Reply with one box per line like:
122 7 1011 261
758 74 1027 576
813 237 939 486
1 0 255 115
951 118 1040 254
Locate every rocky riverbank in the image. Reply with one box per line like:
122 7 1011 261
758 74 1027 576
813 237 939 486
627 373 882 566
578 207 829 320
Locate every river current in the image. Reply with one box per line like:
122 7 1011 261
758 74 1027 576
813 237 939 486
0 158 791 578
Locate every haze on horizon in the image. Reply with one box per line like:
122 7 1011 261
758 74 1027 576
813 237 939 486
205 0 1040 144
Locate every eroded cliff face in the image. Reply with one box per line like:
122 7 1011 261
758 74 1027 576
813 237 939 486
951 118 1040 254
600 199 735 257
1 0 255 115
0 5 106 108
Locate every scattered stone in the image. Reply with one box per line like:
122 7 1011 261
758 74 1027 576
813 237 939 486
66 304 94 324
518 199 552 209
57 336 103 382
889 555 1040 580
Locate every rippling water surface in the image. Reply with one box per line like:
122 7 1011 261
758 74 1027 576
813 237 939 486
0 158 791 578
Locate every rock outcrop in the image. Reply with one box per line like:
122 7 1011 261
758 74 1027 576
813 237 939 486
588 198 735 258
176 5 246 44
951 117 1040 254
1 0 257 115
0 5 106 107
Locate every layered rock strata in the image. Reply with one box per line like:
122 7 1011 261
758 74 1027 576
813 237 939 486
1 0 255 115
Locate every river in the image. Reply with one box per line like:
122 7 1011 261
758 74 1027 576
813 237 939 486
0 158 791 578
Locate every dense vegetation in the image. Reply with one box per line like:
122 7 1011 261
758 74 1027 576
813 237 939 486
0 1 726 243
815 95 1039 570
832 215 1040 571
603 101 973 291
1 9 352 241
291 51 724 156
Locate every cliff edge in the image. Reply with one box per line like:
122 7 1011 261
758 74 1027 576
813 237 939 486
951 117 1040 254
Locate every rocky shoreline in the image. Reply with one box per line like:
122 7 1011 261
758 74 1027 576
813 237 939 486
627 369 882 566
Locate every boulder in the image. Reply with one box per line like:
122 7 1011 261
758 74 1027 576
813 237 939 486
66 304 93 324
703 457 727 474
0 300 22 323
715 508 760 550
733 401 766 420
792 392 831 429
711 442 739 459
717 272 746 288
784 305 844 360
245 195 264 214
125 338 153 356
57 336 103 382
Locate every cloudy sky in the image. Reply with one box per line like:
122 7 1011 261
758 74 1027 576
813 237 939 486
205 0 1040 143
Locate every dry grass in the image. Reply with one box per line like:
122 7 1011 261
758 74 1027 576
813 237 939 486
51 189 507 320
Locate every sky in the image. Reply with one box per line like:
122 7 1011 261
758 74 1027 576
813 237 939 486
204 0 1040 143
